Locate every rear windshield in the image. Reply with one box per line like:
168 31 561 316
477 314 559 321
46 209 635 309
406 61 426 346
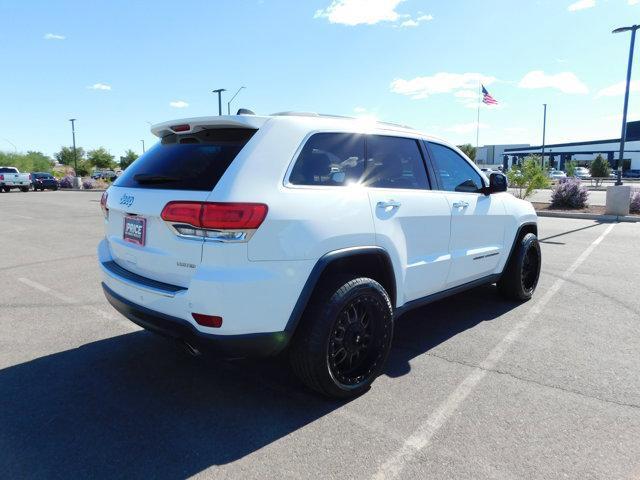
114 128 257 191
33 173 53 179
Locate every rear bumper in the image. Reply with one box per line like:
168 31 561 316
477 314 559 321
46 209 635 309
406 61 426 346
102 283 289 358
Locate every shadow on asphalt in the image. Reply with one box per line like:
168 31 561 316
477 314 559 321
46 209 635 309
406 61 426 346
386 284 518 378
0 284 517 478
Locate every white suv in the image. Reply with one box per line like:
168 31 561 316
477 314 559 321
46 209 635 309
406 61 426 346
99 112 540 398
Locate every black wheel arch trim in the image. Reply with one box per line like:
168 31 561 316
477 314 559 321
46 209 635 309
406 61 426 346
500 221 538 280
284 246 396 335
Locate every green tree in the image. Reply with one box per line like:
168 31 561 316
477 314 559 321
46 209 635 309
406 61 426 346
506 155 550 199
0 151 53 173
120 149 139 170
54 146 86 166
589 154 611 187
457 144 476 162
565 160 577 177
74 160 92 176
87 147 115 169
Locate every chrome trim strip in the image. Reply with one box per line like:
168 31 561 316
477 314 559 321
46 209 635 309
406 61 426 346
100 260 186 298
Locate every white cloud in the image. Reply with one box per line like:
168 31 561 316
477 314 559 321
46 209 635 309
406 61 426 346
446 122 488 134
567 0 595 11
169 100 189 108
87 83 111 91
518 70 589 94
399 13 433 27
315 0 404 25
390 72 496 100
44 33 65 40
596 80 640 97
629 0 638 4
353 106 367 113
455 90 479 99
400 19 418 27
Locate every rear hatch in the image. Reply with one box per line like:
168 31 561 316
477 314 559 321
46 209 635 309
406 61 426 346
105 127 257 287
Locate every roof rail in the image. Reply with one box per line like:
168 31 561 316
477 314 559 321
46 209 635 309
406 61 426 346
270 111 415 130
271 111 320 117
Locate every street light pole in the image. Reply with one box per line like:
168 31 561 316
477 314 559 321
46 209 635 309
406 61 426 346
212 88 226 115
541 104 547 168
140 139 145 153
612 25 639 186
69 118 78 172
227 86 246 115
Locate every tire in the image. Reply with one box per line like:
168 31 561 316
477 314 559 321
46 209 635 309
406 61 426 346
498 233 541 301
289 275 394 398
20 187 29 192
3 187 10 193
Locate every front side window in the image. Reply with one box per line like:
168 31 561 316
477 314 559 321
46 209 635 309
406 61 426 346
429 142 484 193
363 135 429 189
289 133 365 186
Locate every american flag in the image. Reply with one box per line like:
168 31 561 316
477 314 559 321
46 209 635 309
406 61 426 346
482 85 498 105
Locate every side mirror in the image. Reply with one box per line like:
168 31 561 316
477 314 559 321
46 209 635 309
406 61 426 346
485 172 507 194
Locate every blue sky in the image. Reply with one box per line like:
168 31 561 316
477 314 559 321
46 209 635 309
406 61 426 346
1 0 639 158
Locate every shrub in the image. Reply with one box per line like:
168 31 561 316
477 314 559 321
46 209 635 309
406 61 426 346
631 191 640 214
565 160 577 177
58 175 75 189
507 155 550 199
589 154 611 187
82 179 95 190
550 178 589 209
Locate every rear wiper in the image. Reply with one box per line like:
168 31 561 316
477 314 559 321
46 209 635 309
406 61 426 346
133 174 180 184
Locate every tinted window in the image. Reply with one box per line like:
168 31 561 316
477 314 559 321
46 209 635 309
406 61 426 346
0 167 18 173
364 136 429 189
115 128 256 191
429 142 484 193
290 133 365 186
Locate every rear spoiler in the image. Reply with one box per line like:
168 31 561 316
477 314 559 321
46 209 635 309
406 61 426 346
150 115 270 138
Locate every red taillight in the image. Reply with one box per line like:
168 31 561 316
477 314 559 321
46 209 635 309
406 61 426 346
170 124 190 132
192 313 223 328
161 202 268 230
100 191 109 218
0 174 3 181
28 174 32 180
160 202 202 225
201 203 268 229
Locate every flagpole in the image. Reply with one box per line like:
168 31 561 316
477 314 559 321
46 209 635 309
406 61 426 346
476 81 481 151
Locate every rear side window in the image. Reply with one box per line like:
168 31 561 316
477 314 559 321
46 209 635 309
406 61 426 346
115 128 256 191
428 142 484 193
289 133 365 186
364 135 429 189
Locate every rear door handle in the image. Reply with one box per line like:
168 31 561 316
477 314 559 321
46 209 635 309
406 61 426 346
452 200 469 209
377 200 402 209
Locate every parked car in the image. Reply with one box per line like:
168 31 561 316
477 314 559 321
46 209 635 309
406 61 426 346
0 167 31 192
574 167 591 179
548 169 567 181
99 113 541 398
31 172 59 191
91 170 117 180
623 169 640 179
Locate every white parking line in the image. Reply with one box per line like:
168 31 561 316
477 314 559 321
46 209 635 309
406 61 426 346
373 222 617 480
17 277 137 331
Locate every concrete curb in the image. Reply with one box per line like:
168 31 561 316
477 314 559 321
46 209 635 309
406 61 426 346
536 210 640 223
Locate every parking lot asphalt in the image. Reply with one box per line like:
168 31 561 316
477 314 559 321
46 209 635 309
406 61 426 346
1 190 639 480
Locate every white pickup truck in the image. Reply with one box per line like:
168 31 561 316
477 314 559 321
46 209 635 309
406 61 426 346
0 167 31 192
